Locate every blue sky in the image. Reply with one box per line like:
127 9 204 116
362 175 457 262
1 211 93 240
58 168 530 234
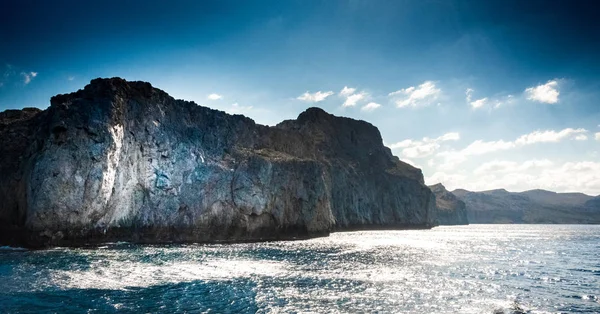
2 0 600 194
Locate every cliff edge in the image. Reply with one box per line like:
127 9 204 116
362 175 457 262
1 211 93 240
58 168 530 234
428 183 468 225
0 78 435 247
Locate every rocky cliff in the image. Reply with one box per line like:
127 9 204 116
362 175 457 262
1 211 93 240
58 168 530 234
428 183 468 225
0 78 435 247
453 188 600 224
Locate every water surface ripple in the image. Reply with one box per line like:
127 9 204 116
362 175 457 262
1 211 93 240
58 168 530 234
1 225 599 313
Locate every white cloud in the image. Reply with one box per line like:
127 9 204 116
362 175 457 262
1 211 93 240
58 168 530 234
342 92 367 107
437 132 460 141
297 90 334 102
515 128 587 145
596 132 600 141
388 132 460 159
525 80 560 104
461 139 515 155
470 97 487 109
575 134 588 141
207 93 223 100
465 88 474 102
431 161 600 195
225 103 253 114
473 159 553 175
361 102 381 112
67 76 75 81
339 86 356 97
389 81 440 108
22 71 37 85
425 172 467 187
434 127 589 170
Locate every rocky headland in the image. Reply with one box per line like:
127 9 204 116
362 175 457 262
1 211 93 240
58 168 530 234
0 78 435 248
429 183 468 225
452 188 600 224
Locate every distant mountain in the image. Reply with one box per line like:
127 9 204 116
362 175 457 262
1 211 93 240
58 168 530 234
584 196 600 211
451 188 600 224
429 183 468 225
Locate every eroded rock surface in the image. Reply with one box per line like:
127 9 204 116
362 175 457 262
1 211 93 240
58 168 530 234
428 183 468 225
0 78 435 247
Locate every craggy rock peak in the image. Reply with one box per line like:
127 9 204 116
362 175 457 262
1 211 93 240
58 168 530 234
428 183 468 225
453 188 600 224
0 78 435 247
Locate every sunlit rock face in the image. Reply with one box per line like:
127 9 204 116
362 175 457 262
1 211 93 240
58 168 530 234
428 183 468 225
0 78 435 247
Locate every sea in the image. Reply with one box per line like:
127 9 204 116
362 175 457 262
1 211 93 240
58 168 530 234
0 225 599 313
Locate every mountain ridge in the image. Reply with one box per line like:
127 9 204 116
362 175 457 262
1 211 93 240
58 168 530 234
450 187 600 223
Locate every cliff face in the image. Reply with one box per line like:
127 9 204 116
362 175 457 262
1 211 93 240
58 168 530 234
0 78 435 247
428 183 468 225
453 188 600 224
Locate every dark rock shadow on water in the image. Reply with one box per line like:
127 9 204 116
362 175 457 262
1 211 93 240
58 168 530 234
0 279 259 313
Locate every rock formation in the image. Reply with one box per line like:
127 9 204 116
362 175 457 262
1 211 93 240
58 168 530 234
428 183 468 225
0 78 435 247
452 188 600 224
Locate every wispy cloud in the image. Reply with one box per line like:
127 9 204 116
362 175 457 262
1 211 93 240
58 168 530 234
465 88 474 102
67 76 75 81
466 87 514 109
361 102 381 112
525 80 560 104
389 81 440 108
388 132 460 159
427 160 600 195
514 128 588 145
22 71 37 85
342 92 367 107
207 93 223 100
596 132 600 141
435 127 589 170
297 90 334 102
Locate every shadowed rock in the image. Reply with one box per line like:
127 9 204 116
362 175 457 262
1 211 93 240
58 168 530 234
429 183 468 225
0 78 435 247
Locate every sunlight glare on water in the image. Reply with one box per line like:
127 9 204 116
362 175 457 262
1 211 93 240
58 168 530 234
0 225 599 313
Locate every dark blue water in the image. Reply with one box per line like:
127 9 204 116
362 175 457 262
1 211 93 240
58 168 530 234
1 225 599 313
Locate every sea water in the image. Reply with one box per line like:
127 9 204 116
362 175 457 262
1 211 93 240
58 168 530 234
1 225 599 313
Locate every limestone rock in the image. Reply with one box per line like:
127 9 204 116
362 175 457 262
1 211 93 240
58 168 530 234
0 78 435 247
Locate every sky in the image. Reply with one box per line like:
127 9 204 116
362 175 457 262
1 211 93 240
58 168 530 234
1 0 600 195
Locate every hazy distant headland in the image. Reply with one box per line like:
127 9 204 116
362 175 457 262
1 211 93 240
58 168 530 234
429 184 600 225
452 188 600 224
0 78 435 248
